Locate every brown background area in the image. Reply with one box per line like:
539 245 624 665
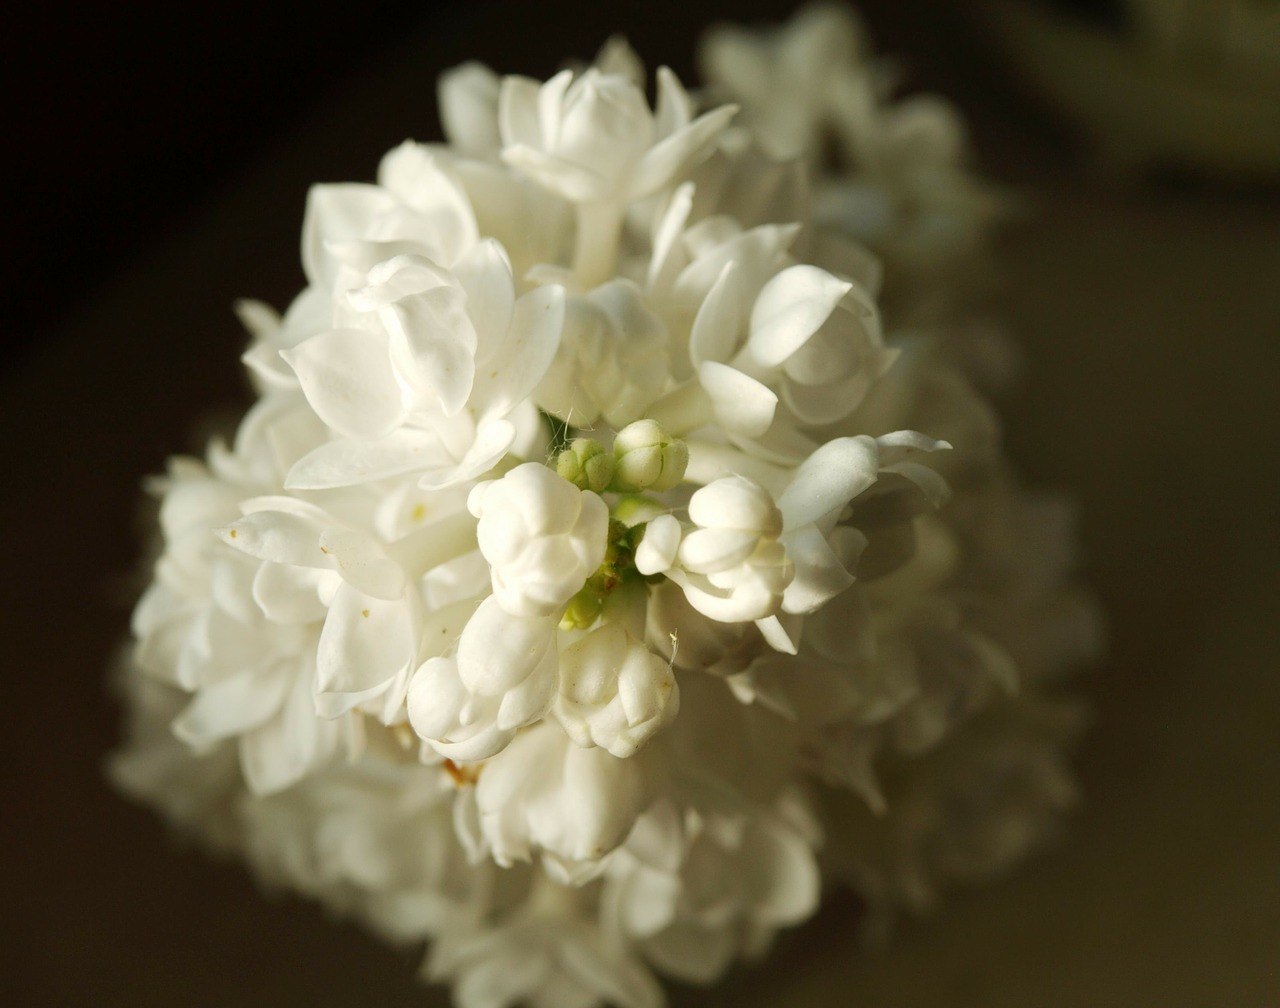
3 1 1278 1004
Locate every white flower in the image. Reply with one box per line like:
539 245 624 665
116 11 1095 1006
499 67 736 206
454 596 560 731
284 243 565 490
302 141 479 294
745 263 888 426
406 653 516 763
535 280 669 429
636 802 820 983
554 623 679 758
672 475 794 625
653 256 887 459
471 720 654 871
239 761 478 943
500 65 738 289
469 463 609 619
699 2 872 162
215 497 416 714
701 2 996 282
428 876 663 1008
131 429 362 796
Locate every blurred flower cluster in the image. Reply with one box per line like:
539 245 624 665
114 5 1098 1005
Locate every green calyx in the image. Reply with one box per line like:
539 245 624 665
560 518 657 630
555 437 615 493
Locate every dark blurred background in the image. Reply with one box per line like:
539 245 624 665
4 1 1278 1005
6 0 450 372
3 0 1063 373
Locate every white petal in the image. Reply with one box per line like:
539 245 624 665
674 572 777 624
251 562 328 623
477 284 566 417
747 264 852 368
652 66 694 136
494 651 558 730
386 511 479 581
732 418 819 467
238 494 332 522
880 460 951 509
742 819 821 926
239 668 339 795
634 514 681 576
302 183 396 288
614 866 681 939
456 596 557 696
699 27 770 103
561 743 652 861
315 582 414 700
215 510 326 568
698 361 777 438
780 368 871 426
755 615 799 655
479 724 653 863
431 721 515 763
537 68 576 147
616 645 672 729
415 418 516 489
557 71 654 177
384 284 477 417
646 379 714 436
406 656 467 741
673 223 801 309
688 475 778 532
689 261 748 367
876 429 953 454
172 665 290 745
377 141 478 256
316 527 405 600
324 238 436 289
643 920 735 985
286 429 448 489
679 527 759 574
497 74 546 149
452 238 515 355
456 953 549 1008
559 936 665 1008
777 436 879 530
628 104 738 199
438 61 502 156
133 615 193 687
282 328 406 439
233 297 280 341
502 144 610 202
780 525 854 614
647 181 693 292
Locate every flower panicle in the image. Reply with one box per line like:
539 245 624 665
114 7 1096 1008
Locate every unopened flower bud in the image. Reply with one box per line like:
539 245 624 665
469 463 609 618
555 437 615 493
611 420 688 492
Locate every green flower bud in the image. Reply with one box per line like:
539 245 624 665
555 438 614 493
611 420 689 492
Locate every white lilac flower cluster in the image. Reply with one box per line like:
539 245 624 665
114 5 1098 1006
